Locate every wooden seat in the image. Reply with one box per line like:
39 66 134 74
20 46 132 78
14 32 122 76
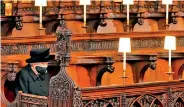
8 91 48 107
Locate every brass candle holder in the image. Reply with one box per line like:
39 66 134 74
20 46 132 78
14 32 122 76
166 66 174 80
121 69 128 85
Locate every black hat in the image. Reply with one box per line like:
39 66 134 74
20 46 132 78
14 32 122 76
26 48 55 63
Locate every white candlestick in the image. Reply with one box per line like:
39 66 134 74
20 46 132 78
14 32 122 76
40 5 42 29
169 49 171 67
84 5 86 27
166 4 169 25
127 4 129 26
123 52 126 71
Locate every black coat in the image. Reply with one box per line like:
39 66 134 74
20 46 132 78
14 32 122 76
15 64 50 96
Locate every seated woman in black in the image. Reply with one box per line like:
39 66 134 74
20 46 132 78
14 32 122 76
15 48 54 96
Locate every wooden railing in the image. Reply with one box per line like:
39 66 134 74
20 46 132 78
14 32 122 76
8 80 184 107
81 80 184 107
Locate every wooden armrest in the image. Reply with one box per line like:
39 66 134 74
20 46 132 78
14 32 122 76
20 91 48 99
8 91 48 107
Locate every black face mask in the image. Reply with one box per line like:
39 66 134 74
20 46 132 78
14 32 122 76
35 66 47 75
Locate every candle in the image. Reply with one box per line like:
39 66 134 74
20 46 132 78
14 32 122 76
127 4 129 26
40 6 42 28
166 4 169 25
169 49 171 67
84 5 86 27
123 52 126 71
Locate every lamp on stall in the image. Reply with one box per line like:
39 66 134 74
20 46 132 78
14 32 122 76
79 0 91 33
35 0 47 29
162 0 173 29
164 36 176 80
123 0 134 32
118 38 131 84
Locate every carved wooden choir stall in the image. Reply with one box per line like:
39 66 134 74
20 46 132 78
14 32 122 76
1 0 184 107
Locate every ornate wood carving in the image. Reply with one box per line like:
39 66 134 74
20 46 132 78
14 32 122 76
7 61 19 81
2 36 184 55
167 88 174 107
73 87 83 107
1 1 184 18
83 99 113 107
81 87 184 107
1 1 184 34
48 20 82 107
122 94 127 107
167 90 184 107
83 98 119 107
130 94 163 107
1 1 184 36
174 91 184 106
15 16 23 30
82 81 184 107
1 1 23 36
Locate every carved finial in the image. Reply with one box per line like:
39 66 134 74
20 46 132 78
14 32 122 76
73 87 83 107
49 20 82 107
122 94 127 107
149 55 157 70
56 20 72 67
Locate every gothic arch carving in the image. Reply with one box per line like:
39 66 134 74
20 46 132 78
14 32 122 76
150 99 163 107
132 101 142 107
129 94 163 107
172 91 184 106
174 97 184 107
49 68 75 107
